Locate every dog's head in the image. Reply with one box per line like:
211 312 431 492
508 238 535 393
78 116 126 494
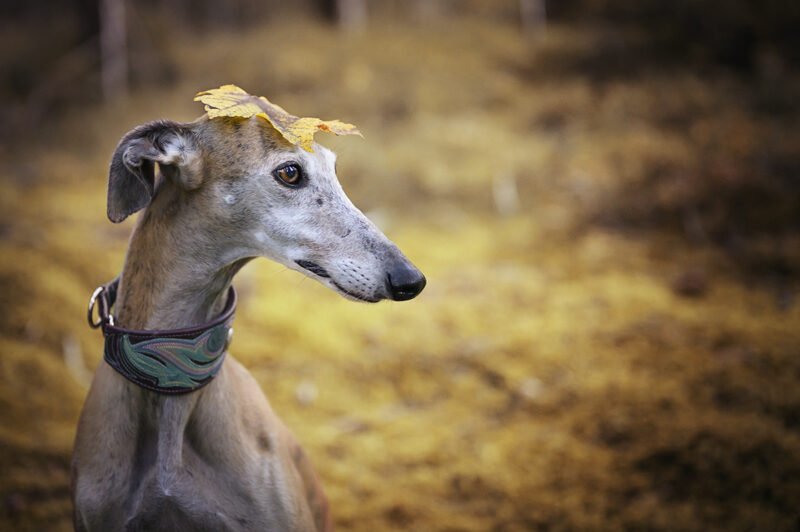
107 117 425 302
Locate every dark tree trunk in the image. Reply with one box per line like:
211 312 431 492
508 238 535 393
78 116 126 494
99 0 128 100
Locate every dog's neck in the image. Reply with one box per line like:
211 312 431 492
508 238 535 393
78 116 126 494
114 189 239 331
107 191 243 478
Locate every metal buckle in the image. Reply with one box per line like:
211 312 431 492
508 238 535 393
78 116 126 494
87 285 114 328
87 286 104 328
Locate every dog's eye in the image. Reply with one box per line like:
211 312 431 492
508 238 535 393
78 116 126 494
273 163 303 187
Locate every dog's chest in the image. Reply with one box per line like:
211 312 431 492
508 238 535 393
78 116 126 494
76 440 301 532
122 447 295 531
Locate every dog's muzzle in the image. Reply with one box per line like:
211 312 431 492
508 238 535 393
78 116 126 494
295 259 426 301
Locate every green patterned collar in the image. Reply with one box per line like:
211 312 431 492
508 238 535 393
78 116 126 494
88 279 236 394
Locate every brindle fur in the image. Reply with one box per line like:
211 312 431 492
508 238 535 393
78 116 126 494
71 116 424 531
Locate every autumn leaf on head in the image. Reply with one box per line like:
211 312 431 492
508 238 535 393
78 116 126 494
194 84 362 152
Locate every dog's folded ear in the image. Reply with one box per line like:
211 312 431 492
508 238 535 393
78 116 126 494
107 120 203 223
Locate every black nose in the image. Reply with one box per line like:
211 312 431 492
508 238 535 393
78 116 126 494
386 261 426 301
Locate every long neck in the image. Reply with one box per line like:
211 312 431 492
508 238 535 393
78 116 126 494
113 190 239 330
107 190 244 481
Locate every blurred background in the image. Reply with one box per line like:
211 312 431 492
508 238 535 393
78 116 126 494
1 0 799 530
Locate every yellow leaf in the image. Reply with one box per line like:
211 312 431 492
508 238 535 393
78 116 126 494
194 84 362 152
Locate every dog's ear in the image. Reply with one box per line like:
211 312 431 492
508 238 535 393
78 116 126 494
107 120 204 223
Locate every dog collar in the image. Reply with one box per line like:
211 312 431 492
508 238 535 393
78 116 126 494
87 279 236 394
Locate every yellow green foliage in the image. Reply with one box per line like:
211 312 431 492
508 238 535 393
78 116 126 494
195 84 361 152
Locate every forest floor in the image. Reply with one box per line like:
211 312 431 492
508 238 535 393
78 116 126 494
1 13 799 531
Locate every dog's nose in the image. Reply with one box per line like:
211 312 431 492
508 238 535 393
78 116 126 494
386 260 426 301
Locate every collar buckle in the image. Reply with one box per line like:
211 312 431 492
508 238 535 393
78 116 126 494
87 285 114 328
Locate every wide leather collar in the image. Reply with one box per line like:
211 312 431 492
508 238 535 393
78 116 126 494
88 279 236 394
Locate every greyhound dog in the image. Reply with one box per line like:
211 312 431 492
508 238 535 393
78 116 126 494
71 114 426 531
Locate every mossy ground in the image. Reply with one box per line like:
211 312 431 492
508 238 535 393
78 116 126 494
1 13 799 531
